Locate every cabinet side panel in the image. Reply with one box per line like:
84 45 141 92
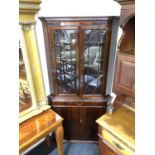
113 54 135 98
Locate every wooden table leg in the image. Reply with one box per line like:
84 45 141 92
45 135 51 150
56 124 64 155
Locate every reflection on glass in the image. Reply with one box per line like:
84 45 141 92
19 43 32 112
54 30 77 94
83 29 106 94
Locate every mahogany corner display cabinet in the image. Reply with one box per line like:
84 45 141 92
40 17 119 141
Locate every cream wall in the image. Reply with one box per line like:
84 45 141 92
35 0 121 96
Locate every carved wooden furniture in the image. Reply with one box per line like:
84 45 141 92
19 109 64 155
113 0 135 108
96 0 135 154
96 105 135 155
40 17 119 140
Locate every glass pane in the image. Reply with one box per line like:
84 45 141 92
83 29 106 94
54 30 77 94
19 42 32 112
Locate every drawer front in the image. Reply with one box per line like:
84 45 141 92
53 101 83 106
99 138 117 155
52 101 107 107
99 129 134 155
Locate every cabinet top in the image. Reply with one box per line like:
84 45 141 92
114 0 135 5
96 105 135 150
39 16 119 22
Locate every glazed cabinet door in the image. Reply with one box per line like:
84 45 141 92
79 25 111 97
48 27 80 95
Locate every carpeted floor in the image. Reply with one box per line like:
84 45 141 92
26 139 98 155
49 142 98 155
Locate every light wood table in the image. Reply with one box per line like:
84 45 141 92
96 105 135 155
19 109 64 155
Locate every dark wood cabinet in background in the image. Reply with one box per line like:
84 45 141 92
40 17 119 140
114 53 135 97
113 0 135 109
97 0 135 154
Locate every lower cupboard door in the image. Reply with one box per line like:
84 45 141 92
53 106 106 141
80 107 106 140
53 106 80 140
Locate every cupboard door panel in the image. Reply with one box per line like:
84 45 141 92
80 106 106 140
114 54 135 97
53 106 80 140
